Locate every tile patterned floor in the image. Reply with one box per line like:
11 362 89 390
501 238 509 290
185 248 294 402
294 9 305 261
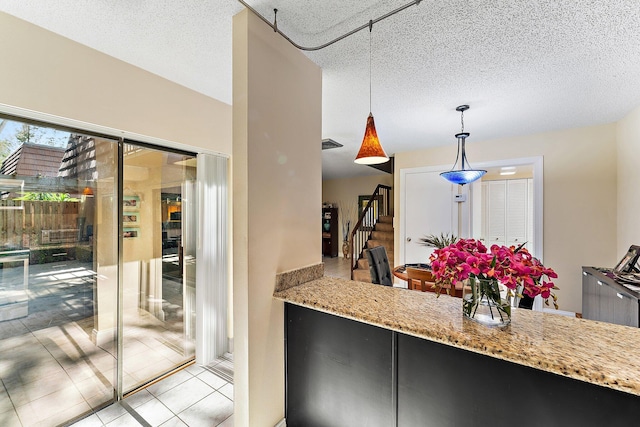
0 260 233 426
322 256 351 280
70 358 234 427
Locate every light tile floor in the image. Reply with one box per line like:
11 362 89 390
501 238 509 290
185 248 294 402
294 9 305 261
0 260 232 426
322 256 351 280
71 358 234 427
323 255 407 287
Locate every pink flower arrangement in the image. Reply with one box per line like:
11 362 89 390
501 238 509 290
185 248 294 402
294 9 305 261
429 238 559 308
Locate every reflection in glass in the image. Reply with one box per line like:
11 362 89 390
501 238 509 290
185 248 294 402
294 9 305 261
0 119 118 425
121 143 197 393
0 118 205 424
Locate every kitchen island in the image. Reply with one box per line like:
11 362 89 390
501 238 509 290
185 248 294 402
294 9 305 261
274 264 640 426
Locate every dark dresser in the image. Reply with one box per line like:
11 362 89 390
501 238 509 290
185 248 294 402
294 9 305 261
582 266 640 327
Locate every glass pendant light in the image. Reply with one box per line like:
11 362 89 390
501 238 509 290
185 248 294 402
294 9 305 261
440 105 486 185
355 21 389 165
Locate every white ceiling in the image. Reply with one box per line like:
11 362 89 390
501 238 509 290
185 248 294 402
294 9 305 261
2 0 640 180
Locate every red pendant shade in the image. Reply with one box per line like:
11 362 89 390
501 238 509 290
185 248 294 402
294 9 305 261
354 113 389 165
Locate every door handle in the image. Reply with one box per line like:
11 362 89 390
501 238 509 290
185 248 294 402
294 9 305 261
617 292 632 300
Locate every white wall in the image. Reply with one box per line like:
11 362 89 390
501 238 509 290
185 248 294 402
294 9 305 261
395 124 618 314
233 9 322 426
617 105 640 258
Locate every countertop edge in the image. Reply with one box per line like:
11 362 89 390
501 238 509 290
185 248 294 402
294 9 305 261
274 276 640 397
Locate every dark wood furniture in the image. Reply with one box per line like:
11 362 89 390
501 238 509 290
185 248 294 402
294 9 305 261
394 265 464 297
406 267 436 291
321 207 338 257
582 266 640 327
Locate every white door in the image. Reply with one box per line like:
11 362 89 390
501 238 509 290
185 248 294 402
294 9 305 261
506 179 528 248
486 181 507 246
403 169 456 265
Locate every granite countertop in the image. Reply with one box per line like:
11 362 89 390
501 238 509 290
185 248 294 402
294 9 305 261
274 270 640 397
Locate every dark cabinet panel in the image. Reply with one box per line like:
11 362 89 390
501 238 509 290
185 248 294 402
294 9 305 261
582 267 640 327
285 303 640 427
285 304 394 427
397 333 639 427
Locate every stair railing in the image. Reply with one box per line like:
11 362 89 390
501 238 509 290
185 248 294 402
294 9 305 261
350 184 391 279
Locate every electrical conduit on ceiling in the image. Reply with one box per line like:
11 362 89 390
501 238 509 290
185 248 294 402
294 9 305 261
235 0 423 51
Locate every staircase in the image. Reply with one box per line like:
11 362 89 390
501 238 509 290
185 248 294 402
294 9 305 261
352 215 394 283
349 184 392 282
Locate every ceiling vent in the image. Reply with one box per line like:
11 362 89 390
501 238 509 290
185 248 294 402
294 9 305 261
322 138 343 150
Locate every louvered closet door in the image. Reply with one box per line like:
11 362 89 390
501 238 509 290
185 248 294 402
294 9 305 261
486 181 506 246
506 180 528 248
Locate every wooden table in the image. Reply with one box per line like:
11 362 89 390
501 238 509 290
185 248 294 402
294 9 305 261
393 264 464 297
391 264 430 282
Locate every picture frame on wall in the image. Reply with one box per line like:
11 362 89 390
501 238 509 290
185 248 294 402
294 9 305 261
358 194 381 229
123 195 140 210
123 213 139 224
123 227 140 238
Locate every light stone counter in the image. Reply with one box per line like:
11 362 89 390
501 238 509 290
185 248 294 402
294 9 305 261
274 268 640 398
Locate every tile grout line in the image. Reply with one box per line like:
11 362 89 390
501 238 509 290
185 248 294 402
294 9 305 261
120 400 152 427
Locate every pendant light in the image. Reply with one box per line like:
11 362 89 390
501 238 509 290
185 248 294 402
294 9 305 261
355 21 389 165
440 105 486 185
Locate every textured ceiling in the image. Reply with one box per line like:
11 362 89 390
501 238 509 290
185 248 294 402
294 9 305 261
2 1 640 180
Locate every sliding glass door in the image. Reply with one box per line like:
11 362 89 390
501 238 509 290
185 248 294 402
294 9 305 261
0 122 119 425
0 117 206 424
120 142 197 393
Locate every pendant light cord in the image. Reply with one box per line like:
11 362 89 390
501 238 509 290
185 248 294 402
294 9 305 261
458 106 468 170
369 20 373 113
236 0 423 51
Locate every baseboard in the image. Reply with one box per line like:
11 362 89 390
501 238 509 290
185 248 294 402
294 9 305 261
274 419 286 427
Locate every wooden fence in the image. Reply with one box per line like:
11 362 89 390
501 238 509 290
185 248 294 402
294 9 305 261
1 200 82 262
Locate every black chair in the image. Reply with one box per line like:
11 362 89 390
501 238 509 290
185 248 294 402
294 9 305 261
518 293 535 310
366 246 393 287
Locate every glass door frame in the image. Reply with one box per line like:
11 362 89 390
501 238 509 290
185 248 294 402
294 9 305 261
0 110 221 414
117 139 198 399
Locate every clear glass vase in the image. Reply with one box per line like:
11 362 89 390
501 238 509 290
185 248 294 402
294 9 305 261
462 278 511 327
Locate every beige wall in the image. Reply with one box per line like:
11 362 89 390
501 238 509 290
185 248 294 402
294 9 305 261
395 124 618 314
617 105 640 258
322 173 393 256
233 9 322 427
0 12 231 155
